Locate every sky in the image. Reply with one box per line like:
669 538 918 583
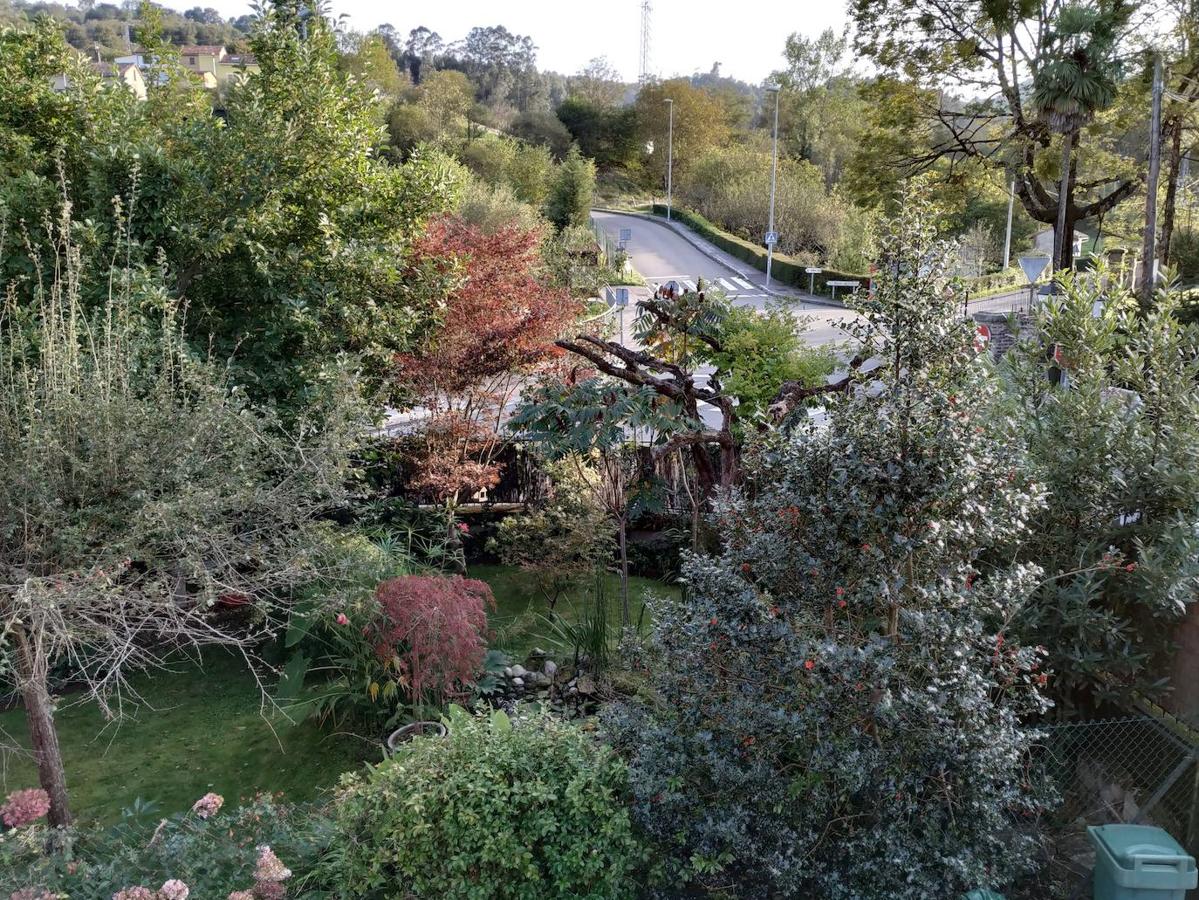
185 0 850 85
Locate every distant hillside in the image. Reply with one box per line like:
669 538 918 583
0 0 248 59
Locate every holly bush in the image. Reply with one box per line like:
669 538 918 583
607 192 1051 899
321 707 645 899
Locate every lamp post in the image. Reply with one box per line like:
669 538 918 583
1002 180 1014 269
664 98 673 221
764 83 781 288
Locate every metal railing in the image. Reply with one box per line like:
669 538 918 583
591 217 620 268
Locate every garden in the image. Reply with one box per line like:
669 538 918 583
3 2 1199 900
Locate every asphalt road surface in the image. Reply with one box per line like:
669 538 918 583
591 209 1029 348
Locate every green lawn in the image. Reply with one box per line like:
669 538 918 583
0 565 677 825
472 563 677 660
0 651 373 826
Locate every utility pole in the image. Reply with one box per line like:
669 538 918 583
1003 180 1015 269
765 84 781 288
665 98 673 221
639 0 653 85
1140 52 1164 307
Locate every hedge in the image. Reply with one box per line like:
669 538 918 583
649 204 867 297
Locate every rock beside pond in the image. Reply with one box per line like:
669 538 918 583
485 654 605 718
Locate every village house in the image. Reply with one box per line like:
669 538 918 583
51 52 148 100
114 43 259 88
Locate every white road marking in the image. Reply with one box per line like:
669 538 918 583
732 277 755 290
717 278 738 291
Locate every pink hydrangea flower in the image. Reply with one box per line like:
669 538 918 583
10 890 56 900
228 892 255 900
191 792 224 819
1 789 51 828
254 845 292 883
112 889 158 900
252 883 286 900
160 880 189 900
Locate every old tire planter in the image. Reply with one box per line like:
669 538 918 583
386 721 447 751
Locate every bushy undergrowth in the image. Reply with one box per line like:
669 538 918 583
1 794 326 899
320 707 645 899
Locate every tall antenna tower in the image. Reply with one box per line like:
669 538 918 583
638 0 653 84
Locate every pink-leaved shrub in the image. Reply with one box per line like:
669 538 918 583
372 575 494 706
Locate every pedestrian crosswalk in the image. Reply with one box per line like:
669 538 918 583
646 276 766 299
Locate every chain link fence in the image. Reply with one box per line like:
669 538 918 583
1032 714 1199 897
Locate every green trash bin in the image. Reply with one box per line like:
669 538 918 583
1088 824 1198 900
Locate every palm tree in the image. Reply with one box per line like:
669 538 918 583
1032 3 1127 274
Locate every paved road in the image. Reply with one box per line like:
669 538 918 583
591 209 1029 347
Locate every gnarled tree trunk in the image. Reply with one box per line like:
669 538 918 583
1159 119 1183 270
13 626 72 827
1053 129 1076 274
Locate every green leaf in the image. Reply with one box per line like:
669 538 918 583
490 709 512 733
274 651 309 705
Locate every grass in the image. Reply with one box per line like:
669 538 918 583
471 563 677 661
0 651 373 826
0 565 677 825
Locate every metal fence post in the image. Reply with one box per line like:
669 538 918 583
1188 755 1199 856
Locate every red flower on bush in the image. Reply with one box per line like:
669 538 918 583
372 575 495 706
803 659 815 671
1124 563 1137 573
335 613 349 626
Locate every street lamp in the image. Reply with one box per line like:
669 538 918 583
664 98 673 221
764 83 781 288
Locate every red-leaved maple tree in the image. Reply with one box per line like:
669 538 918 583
373 575 494 707
396 217 580 508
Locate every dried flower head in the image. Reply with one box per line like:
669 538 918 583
254 845 292 883
112 888 158 900
191 792 224 819
1 789 51 828
252 882 286 900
